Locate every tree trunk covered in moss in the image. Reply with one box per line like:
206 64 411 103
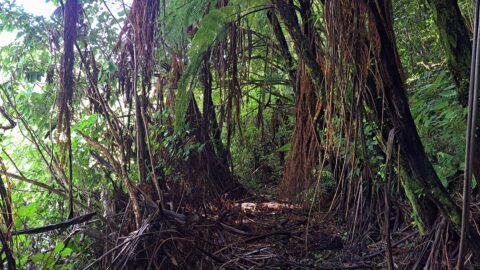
369 0 480 258
426 0 480 184
364 75 438 232
427 0 471 105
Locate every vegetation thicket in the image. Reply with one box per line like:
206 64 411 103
0 0 479 269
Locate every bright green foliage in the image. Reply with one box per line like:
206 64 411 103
409 70 467 188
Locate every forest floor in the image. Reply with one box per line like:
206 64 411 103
117 184 422 269
200 194 417 270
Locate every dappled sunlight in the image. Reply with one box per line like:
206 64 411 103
238 201 302 212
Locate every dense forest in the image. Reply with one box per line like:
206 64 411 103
0 0 479 269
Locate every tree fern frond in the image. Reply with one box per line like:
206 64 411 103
174 6 237 131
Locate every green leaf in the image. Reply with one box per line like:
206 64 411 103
31 253 44 263
60 247 73 257
277 143 291 152
73 114 98 131
24 239 32 247
53 242 65 254
17 204 36 219
20 255 28 266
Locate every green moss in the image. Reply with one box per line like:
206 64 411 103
427 0 471 105
399 170 428 233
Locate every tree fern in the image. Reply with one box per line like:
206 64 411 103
174 6 236 131
163 0 217 45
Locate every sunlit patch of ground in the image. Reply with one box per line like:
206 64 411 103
238 201 303 212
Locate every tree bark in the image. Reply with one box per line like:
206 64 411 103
181 51 245 199
267 10 297 88
427 0 471 105
426 0 480 184
369 0 480 258
271 0 323 198
271 0 324 95
60 0 78 220
363 75 438 231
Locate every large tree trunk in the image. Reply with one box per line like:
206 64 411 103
426 0 480 183
369 0 480 257
267 10 297 88
183 52 245 200
279 63 320 198
427 0 472 105
271 0 323 199
272 0 436 230
363 76 438 231
271 0 324 92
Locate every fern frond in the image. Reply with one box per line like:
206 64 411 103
174 6 237 131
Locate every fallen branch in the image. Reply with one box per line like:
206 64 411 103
280 258 373 270
244 231 291 243
356 231 418 261
12 212 96 235
219 222 253 236
195 244 227 263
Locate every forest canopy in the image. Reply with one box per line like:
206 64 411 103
0 0 479 269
